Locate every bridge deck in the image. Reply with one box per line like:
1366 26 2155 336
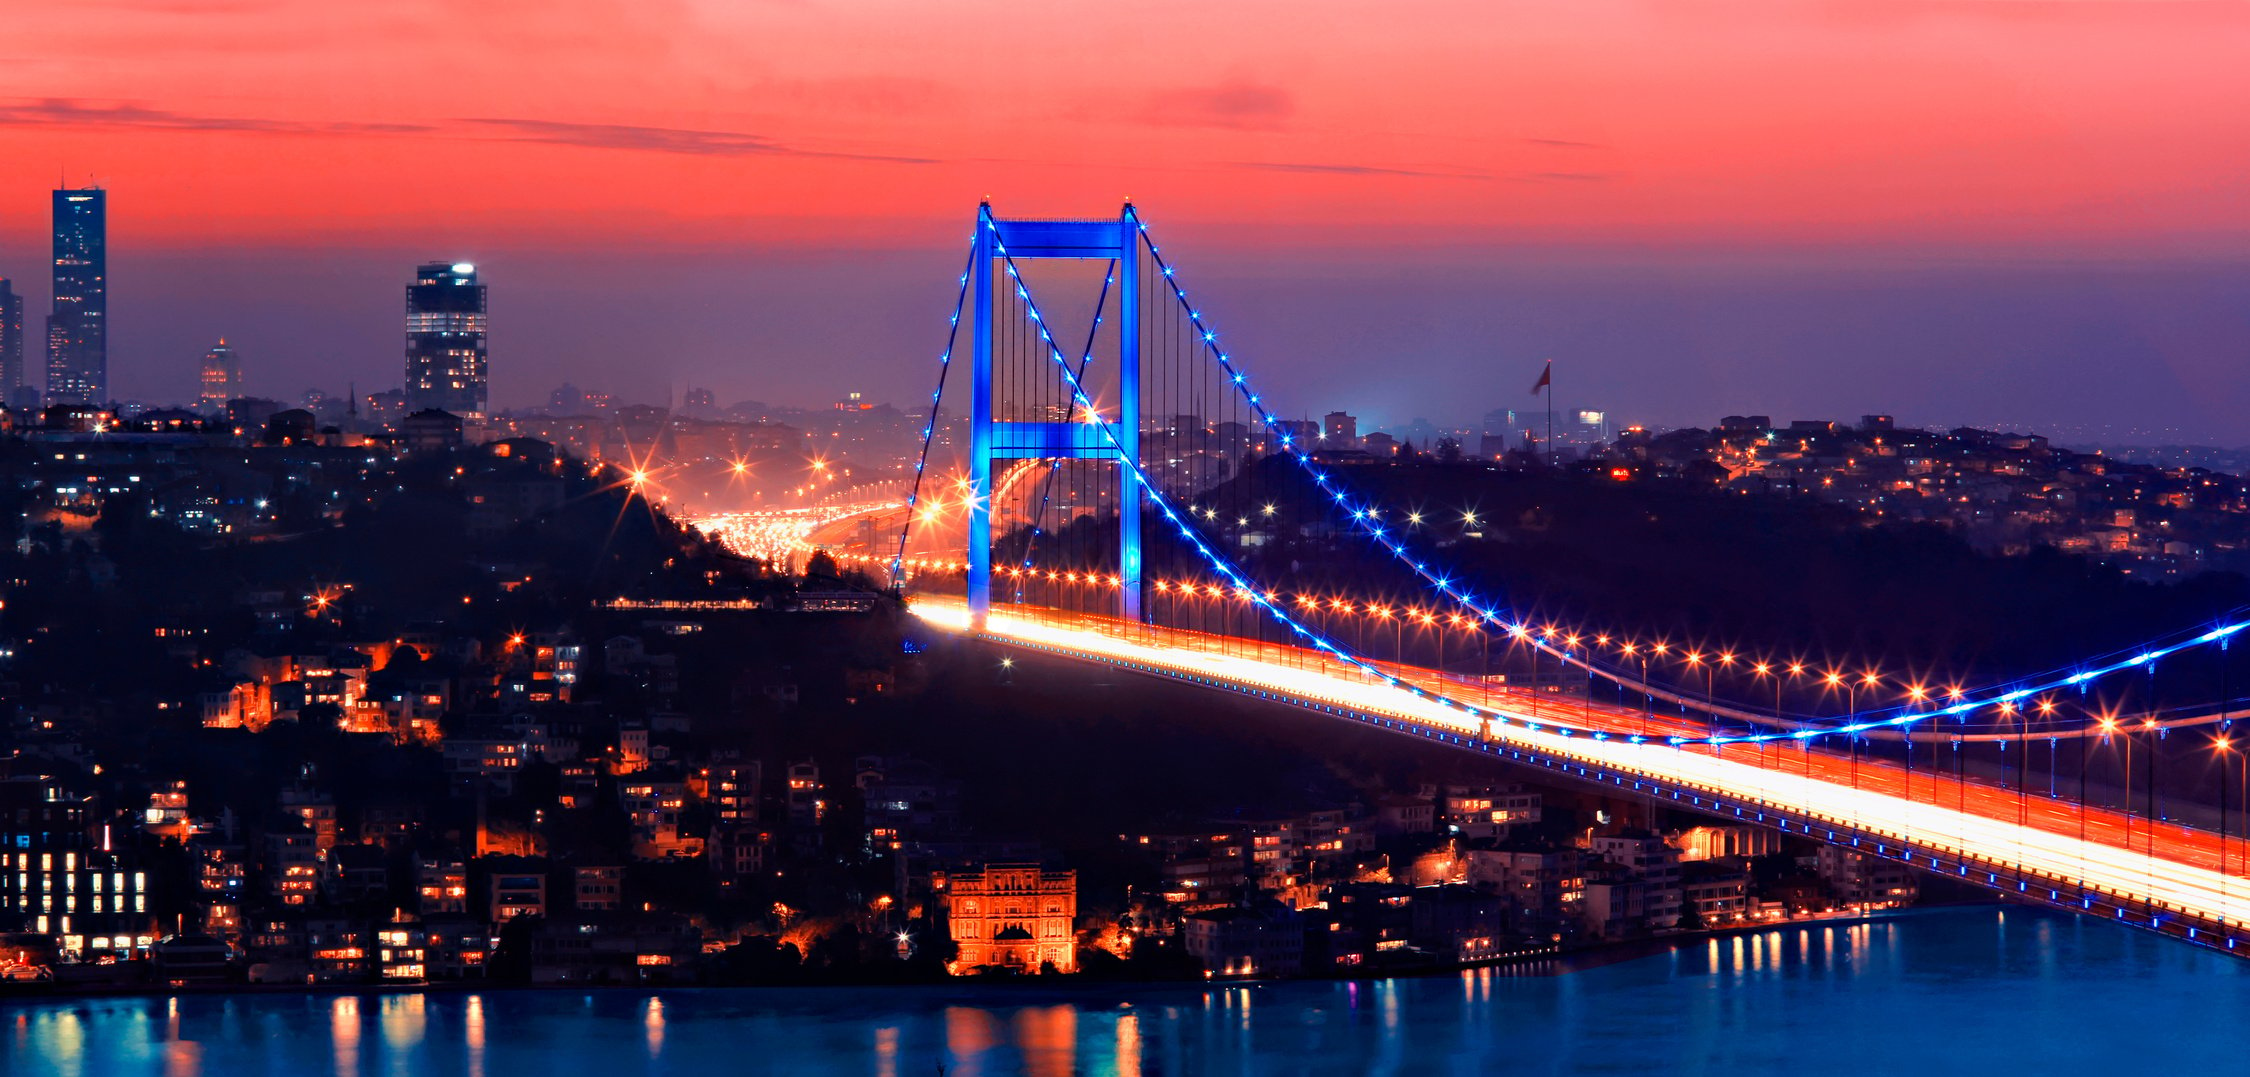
915 597 2250 953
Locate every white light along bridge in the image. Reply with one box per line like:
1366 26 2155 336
859 203 2250 959
916 598 2250 954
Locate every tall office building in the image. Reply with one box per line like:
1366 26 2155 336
1321 411 1358 449
404 262 487 419
46 187 107 405
198 339 242 413
0 278 22 407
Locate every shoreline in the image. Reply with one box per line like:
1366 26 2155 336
0 901 2006 1005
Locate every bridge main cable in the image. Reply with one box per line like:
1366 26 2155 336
889 237 979 591
979 212 1635 743
1123 205 2250 744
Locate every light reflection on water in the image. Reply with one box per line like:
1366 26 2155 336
2 908 2244 1077
462 994 483 1077
329 996 356 1077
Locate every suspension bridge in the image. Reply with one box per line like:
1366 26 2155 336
825 203 2250 957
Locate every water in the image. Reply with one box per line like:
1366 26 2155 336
5 908 2242 1076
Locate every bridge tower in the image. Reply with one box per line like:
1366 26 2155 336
967 203 1142 626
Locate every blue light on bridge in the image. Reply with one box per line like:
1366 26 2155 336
941 203 2250 759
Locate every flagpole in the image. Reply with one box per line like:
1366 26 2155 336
1545 361 1555 468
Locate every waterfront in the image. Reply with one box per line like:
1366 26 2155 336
5 908 2242 1076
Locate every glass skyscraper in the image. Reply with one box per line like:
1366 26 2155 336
0 278 22 408
404 262 488 419
46 187 107 405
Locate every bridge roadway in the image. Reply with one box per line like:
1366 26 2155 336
913 596 2250 953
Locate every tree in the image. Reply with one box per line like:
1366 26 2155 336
487 915 538 983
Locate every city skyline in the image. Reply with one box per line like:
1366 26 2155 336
0 3 2245 438
0 189 2244 444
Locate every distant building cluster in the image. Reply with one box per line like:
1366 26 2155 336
0 184 958 523
0 418 1150 987
0 183 501 446
1283 406 2250 579
0 429 948 986
1116 787 1911 979
1607 414 2250 577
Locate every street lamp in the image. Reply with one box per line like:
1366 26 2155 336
1851 671 1880 792
2037 699 2058 799
1448 613 1487 707
1708 650 1736 752
1751 661 1780 775
1564 633 1589 725
1820 671 1847 788
2000 701 2026 848
2145 661 2162 861
1903 684 1929 800
2111 716 2138 850
1372 605 1400 664
1336 598 1361 655
1623 642 1650 739
2217 735 2236 912
1716 651 1738 730
1685 651 1715 727
2143 717 2161 861
2082 712 2115 883
1779 662 1807 777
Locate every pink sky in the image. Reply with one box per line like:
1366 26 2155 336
2 0 2246 251
1 1 2247 436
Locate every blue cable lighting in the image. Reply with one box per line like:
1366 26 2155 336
982 219 1657 745
1012 264 1116 604
1119 207 1800 742
1122 206 2250 744
889 238 979 591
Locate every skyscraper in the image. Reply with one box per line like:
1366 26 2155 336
46 187 107 405
0 278 22 408
405 262 487 419
198 339 242 413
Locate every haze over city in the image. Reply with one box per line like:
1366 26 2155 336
2 1 2247 437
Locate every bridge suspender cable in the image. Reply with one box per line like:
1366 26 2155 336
1121 205 2250 744
1012 262 1116 605
928 203 2250 956
889 239 979 593
982 218 1618 744
877 217 2233 741
944 204 2244 748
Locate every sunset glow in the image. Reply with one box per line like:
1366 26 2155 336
4 2 2246 249
4 2 2249 432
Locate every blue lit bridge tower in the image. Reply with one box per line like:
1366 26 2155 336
967 204 1143 626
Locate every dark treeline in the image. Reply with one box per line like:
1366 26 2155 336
1017 456 2250 723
